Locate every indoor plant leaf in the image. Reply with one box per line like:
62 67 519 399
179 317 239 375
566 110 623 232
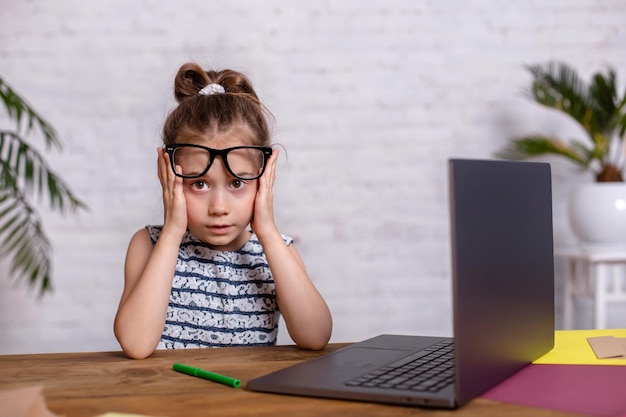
0 76 86 295
498 61 626 182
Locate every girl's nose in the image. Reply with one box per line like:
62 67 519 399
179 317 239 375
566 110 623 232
208 187 230 216
206 159 230 216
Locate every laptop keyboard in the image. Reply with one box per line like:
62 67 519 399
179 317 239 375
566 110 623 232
344 340 455 392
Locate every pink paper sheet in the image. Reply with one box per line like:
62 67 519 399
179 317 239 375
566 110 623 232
0 386 57 417
482 364 626 417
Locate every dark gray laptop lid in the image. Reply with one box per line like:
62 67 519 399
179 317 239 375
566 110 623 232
449 159 555 405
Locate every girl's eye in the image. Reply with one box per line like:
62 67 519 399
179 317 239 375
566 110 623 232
231 179 245 189
191 180 207 190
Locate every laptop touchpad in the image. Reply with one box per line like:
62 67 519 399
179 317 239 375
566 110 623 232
330 347 411 369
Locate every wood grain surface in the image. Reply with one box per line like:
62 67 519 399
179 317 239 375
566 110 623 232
0 345 581 417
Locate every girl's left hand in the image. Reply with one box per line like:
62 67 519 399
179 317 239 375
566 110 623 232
251 148 279 239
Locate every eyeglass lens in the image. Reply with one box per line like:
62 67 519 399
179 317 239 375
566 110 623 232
171 146 265 180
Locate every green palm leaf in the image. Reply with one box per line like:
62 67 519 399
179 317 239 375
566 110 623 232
498 61 626 182
0 77 87 295
495 135 588 166
0 153 54 295
614 80 626 138
0 78 61 151
525 61 602 136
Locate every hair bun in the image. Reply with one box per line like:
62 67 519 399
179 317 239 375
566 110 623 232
173 63 260 105
174 63 209 103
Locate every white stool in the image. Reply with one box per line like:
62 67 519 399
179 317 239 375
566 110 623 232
556 246 626 329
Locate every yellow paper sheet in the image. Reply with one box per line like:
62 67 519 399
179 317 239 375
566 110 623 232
534 329 626 365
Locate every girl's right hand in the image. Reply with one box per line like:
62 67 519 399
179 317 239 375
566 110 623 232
157 147 187 240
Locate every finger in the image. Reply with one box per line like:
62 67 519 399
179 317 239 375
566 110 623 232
268 148 279 170
257 152 277 205
157 147 174 187
157 147 166 184
173 164 184 192
159 151 183 217
161 148 180 189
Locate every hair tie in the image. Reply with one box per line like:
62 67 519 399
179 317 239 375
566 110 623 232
199 83 225 96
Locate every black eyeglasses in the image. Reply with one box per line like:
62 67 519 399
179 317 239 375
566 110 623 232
164 144 273 180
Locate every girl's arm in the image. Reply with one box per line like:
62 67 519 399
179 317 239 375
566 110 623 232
114 228 180 359
252 150 332 350
260 234 333 350
114 148 188 359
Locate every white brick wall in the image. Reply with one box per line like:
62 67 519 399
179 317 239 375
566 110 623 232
1 1 625 354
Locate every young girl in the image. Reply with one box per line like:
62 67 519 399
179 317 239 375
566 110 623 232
114 63 332 359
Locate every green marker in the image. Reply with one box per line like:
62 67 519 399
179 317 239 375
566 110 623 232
173 363 241 388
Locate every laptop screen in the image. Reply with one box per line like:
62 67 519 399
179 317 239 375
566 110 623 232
449 159 555 405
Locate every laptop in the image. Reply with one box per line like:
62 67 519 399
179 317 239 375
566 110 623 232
248 158 555 408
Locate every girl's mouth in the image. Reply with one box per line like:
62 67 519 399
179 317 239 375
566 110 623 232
208 225 231 235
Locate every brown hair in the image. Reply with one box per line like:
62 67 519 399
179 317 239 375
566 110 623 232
162 62 272 147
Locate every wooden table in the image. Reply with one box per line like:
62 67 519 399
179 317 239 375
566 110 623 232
0 344 580 417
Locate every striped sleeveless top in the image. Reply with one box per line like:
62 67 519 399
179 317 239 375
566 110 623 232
146 226 292 349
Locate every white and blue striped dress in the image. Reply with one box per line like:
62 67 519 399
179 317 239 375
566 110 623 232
146 226 292 349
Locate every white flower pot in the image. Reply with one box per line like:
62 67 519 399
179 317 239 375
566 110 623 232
568 183 626 245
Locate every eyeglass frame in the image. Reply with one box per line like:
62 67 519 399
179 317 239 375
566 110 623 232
163 144 273 180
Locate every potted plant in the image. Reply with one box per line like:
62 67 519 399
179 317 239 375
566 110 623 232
0 77 86 295
496 61 626 244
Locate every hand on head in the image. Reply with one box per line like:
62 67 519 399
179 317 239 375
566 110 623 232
251 148 279 239
157 147 188 240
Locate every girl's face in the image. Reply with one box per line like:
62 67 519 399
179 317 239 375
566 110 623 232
180 127 259 251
